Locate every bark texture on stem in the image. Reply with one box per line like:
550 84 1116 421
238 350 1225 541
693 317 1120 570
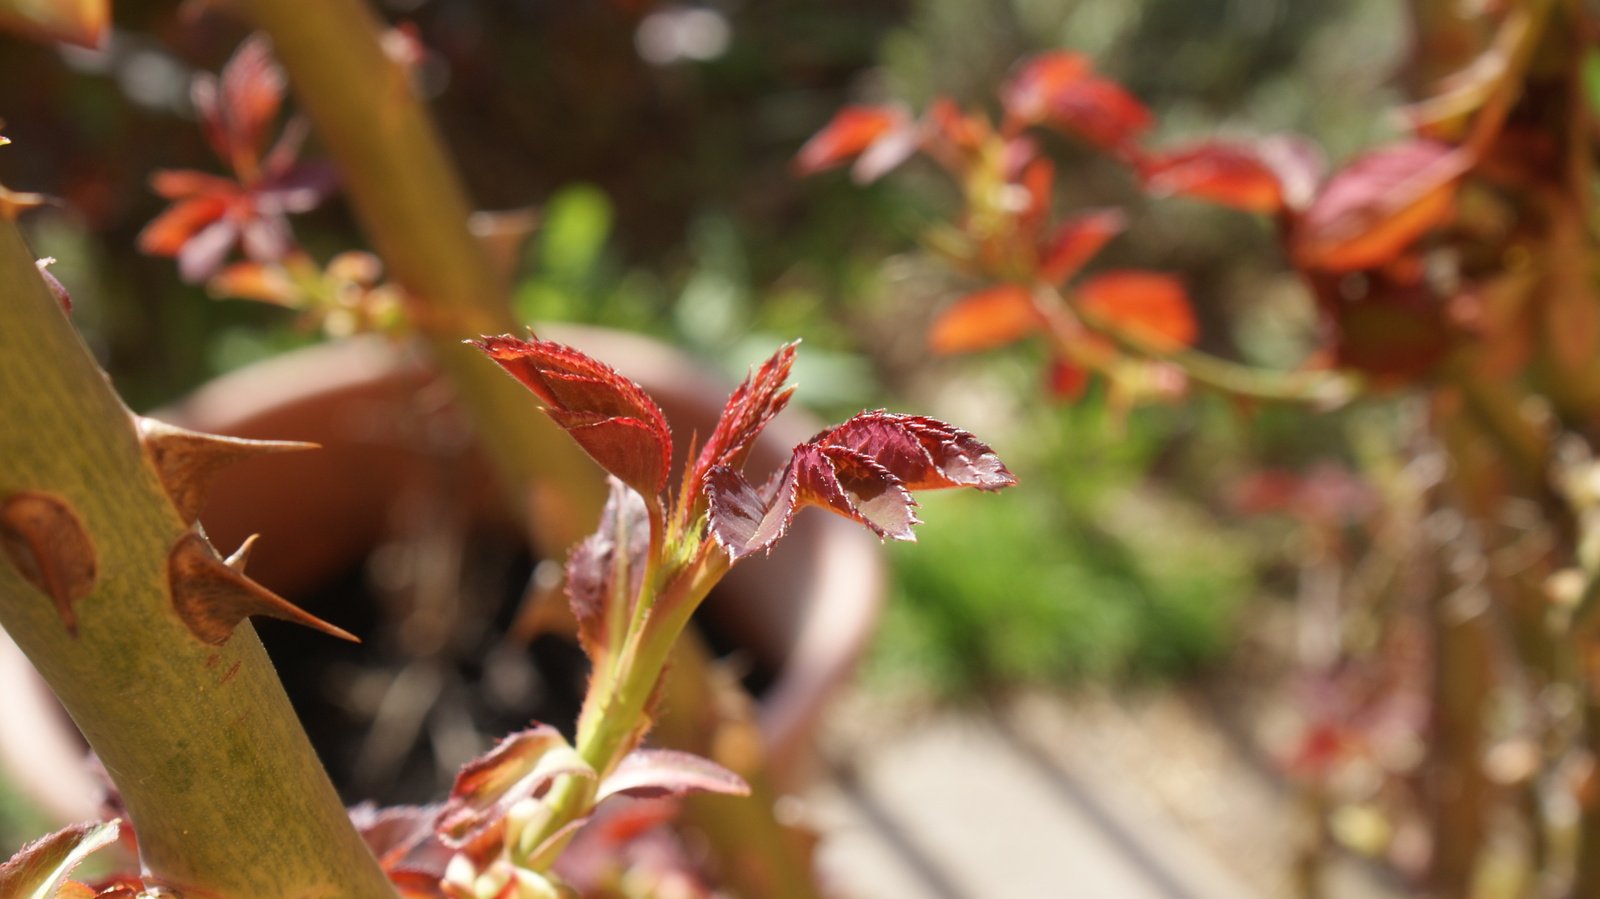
0 220 396 898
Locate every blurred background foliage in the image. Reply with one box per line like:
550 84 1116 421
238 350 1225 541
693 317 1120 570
0 0 1411 709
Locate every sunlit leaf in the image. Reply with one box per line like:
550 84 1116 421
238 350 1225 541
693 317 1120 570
473 334 673 497
1076 271 1197 351
1002 52 1150 152
566 477 649 664
1139 142 1285 214
793 105 914 179
437 726 594 851
928 284 1041 354
595 749 750 802
1038 208 1125 284
691 340 797 486
1291 140 1469 272
706 411 1013 560
0 820 120 899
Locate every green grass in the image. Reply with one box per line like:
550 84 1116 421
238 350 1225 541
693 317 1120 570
867 399 1256 696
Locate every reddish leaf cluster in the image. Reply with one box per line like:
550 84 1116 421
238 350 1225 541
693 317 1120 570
473 335 1013 565
417 725 747 898
798 44 1493 391
138 37 335 283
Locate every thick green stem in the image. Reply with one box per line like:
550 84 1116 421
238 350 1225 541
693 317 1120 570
243 0 603 551
523 555 726 866
0 221 396 898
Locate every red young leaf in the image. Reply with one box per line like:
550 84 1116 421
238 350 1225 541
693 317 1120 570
595 749 751 802
1291 140 1469 272
928 284 1042 355
1002 52 1151 152
815 411 1017 492
706 411 1014 560
923 98 991 171
566 477 650 663
1038 208 1126 284
1001 52 1092 125
349 802 451 877
0 820 120 899
794 105 913 178
437 725 594 851
473 334 673 497
691 341 798 485
194 36 287 175
1139 142 1286 214
1076 271 1197 351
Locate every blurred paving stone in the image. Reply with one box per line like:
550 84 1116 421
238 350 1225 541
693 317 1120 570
807 709 1267 899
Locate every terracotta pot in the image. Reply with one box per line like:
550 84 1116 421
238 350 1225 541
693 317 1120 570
0 328 883 818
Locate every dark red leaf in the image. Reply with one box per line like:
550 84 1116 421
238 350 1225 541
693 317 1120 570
923 98 991 171
137 195 229 258
707 412 1013 560
691 341 798 486
473 334 673 497
1292 140 1469 272
1038 208 1126 284
437 725 593 851
815 411 1016 492
1139 142 1286 214
793 105 912 177
928 284 1041 354
1076 271 1197 351
596 749 750 802
566 478 649 663
704 465 792 561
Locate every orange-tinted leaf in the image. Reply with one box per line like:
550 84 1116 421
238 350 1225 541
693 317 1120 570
924 97 990 168
1292 140 1469 272
473 334 673 497
793 105 910 177
1045 357 1091 402
207 261 299 305
1016 156 1055 237
1140 142 1285 214
1003 53 1150 151
0 0 107 48
928 284 1041 354
149 169 240 201
0 820 119 899
1001 52 1092 125
1039 208 1125 284
137 195 229 258
1076 271 1197 350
